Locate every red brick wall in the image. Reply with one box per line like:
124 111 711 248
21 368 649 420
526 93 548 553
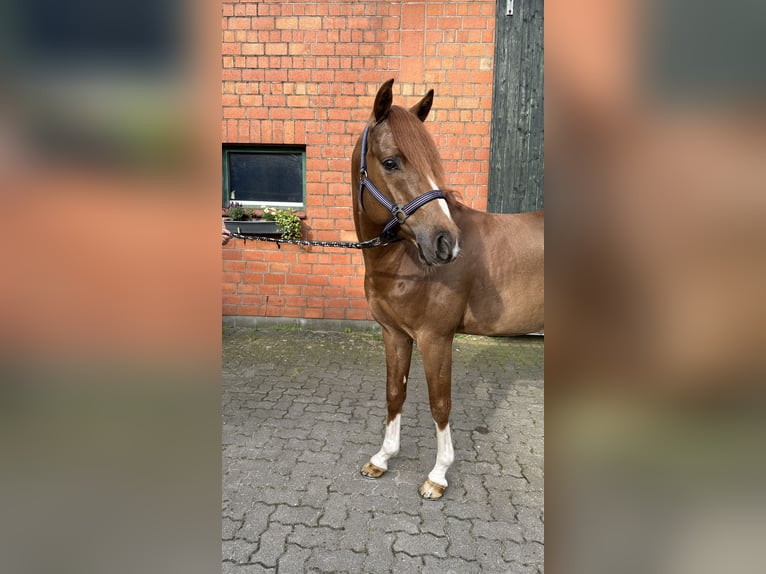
222 0 496 322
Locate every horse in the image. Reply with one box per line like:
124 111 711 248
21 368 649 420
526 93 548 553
352 79 544 499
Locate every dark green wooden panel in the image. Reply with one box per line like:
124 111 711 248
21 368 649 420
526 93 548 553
488 0 544 214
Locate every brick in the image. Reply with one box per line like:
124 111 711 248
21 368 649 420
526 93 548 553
227 17 251 30
270 107 291 120
221 42 240 55
299 16 322 30
287 95 310 107
311 43 335 56
241 42 264 55
275 16 297 29
400 57 424 83
251 17 275 30
329 275 351 288
345 309 370 321
462 16 490 30
222 107 244 119
322 308 345 320
402 4 425 29
336 43 359 56
401 30 424 56
240 95 262 107
265 43 288 56
347 17 370 29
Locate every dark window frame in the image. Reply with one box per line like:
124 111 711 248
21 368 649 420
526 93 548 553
222 144 306 209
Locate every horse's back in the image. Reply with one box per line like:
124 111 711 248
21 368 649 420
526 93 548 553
455 207 544 336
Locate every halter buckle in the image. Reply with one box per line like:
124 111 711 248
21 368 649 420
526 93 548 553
391 205 409 224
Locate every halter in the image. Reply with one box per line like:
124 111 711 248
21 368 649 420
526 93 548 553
359 123 447 238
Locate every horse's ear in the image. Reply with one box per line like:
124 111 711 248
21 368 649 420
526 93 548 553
410 89 434 122
373 78 395 123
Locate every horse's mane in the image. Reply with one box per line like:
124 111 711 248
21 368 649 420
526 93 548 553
386 105 445 189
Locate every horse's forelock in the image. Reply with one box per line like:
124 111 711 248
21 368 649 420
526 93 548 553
385 106 445 188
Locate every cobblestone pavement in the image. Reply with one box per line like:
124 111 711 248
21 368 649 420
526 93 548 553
223 326 544 573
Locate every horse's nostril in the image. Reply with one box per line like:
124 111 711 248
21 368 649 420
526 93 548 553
435 234 453 262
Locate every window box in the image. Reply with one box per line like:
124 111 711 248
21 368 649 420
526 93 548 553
223 219 281 236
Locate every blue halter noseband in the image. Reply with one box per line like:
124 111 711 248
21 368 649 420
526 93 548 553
359 123 447 238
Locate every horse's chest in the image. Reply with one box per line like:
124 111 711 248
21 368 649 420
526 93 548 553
366 275 419 308
366 271 468 332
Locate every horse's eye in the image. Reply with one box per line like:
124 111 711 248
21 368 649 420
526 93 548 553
381 158 398 171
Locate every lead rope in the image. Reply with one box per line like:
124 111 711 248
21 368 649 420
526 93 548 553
225 229 401 249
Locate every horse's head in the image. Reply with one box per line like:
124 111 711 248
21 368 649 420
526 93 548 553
354 79 461 266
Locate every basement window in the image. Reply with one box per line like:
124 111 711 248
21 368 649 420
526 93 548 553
222 145 305 209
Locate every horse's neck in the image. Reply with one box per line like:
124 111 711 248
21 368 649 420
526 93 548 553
357 213 383 241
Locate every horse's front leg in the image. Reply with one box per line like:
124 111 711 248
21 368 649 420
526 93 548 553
361 327 413 479
417 333 455 500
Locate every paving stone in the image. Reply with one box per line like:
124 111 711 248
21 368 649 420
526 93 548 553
474 538 507 571
394 531 449 559
248 523 291 568
238 504 274 541
222 516 242 540
444 500 494 521
338 509 372 552
517 540 545 566
517 506 546 544
287 524 341 549
222 561 274 574
363 531 395 574
422 556 482 574
306 549 365 573
277 544 310 573
419 503 447 537
318 493 347 528
474 519 525 544
272 504 322 527
373 511 421 534
301 478 331 508
222 538 259 564
391 552 424 573
444 517 476 561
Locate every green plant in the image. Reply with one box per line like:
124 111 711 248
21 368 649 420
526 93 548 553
262 207 302 241
224 201 251 221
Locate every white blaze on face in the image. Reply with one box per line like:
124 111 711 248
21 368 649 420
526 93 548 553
428 176 453 221
427 176 460 259
427 422 454 487
370 413 401 471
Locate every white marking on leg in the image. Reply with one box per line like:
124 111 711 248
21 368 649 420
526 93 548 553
403 375 407 386
370 413 401 471
427 422 454 487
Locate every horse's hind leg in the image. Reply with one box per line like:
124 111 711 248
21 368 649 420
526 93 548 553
417 334 455 500
361 327 413 479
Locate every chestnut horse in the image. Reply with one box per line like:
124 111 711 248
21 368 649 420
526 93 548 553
353 79 544 499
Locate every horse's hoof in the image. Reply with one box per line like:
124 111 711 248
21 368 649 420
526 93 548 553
418 479 446 500
361 461 386 479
